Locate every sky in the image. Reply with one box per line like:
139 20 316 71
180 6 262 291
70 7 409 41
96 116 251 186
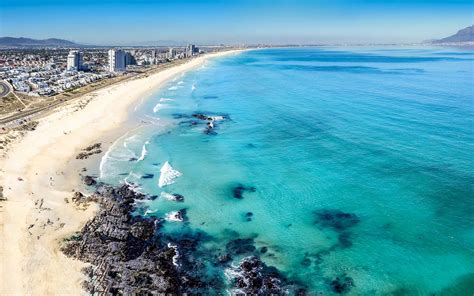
0 0 472 45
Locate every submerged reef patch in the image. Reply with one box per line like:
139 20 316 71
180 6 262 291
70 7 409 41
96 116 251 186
226 238 257 256
329 274 354 294
232 183 257 199
313 209 360 231
313 209 360 250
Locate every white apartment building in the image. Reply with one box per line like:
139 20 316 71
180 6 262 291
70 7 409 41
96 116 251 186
67 50 83 71
108 49 126 72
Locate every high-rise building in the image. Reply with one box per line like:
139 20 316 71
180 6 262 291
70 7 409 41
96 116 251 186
168 47 177 59
108 49 126 72
125 52 136 66
185 44 198 57
67 50 83 71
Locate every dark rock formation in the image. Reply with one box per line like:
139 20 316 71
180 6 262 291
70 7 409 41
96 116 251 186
82 175 97 186
163 193 184 202
192 114 212 121
141 173 154 179
230 256 286 294
76 143 102 159
172 193 184 202
83 143 102 152
165 209 188 222
60 185 186 294
329 274 354 294
191 113 228 135
313 209 360 251
226 238 256 256
244 211 253 221
313 209 359 231
61 184 303 294
232 183 256 199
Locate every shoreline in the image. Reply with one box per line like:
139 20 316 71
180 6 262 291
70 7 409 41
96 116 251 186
0 49 243 295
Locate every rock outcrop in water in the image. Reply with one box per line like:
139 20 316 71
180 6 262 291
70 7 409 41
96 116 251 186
61 184 304 294
82 175 97 186
60 185 182 294
191 113 228 135
232 183 256 199
229 256 299 295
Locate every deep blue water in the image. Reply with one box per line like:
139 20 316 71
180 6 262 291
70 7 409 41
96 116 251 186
100 47 474 294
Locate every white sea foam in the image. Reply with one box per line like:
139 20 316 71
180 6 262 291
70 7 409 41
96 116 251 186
158 161 182 187
123 134 140 148
159 97 174 102
143 115 161 125
167 243 180 266
165 211 183 222
210 115 226 121
160 191 176 200
144 209 158 216
177 81 184 85
191 84 196 91
153 103 168 113
168 86 179 90
100 132 134 179
124 171 141 185
137 141 150 162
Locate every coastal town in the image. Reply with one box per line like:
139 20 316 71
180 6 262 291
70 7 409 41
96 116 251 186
0 44 239 126
0 45 200 97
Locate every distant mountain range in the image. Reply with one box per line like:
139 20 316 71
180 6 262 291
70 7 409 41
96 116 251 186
0 37 194 48
0 37 80 47
433 25 474 43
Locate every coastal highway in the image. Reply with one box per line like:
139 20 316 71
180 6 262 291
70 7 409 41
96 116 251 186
0 80 11 97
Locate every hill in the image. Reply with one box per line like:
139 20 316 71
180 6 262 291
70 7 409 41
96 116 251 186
433 25 474 43
0 37 80 47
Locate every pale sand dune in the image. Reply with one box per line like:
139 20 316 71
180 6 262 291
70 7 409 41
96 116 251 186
0 50 241 295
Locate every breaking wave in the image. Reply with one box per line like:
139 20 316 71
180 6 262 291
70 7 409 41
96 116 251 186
153 103 168 113
159 97 174 102
158 161 182 187
100 133 137 179
137 141 150 162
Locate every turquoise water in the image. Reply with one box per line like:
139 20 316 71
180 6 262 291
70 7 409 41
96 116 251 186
100 47 474 294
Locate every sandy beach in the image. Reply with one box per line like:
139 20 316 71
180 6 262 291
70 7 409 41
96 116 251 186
0 50 241 295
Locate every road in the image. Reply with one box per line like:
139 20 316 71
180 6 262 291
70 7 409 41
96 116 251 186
0 81 11 97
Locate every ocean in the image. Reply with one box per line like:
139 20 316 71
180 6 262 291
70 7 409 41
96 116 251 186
99 47 474 294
